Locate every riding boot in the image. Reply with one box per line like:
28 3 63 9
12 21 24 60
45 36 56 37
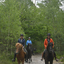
12 53 16 62
25 54 26 61
54 52 58 61
25 53 28 62
41 52 44 61
25 54 27 61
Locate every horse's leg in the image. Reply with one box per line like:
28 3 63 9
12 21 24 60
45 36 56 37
50 60 53 64
25 51 28 62
22 60 24 64
18 61 20 64
30 53 32 62
26 54 28 62
17 58 20 64
31 56 32 62
45 60 48 64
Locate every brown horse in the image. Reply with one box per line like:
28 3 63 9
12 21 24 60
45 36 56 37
15 43 26 64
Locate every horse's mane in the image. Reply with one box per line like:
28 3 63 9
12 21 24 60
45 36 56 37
47 42 53 51
28 43 32 46
47 42 53 46
15 43 26 54
15 43 23 48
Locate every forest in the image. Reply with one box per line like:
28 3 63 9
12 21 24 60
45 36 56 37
0 0 64 64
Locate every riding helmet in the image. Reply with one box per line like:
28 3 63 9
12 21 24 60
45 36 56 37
20 34 24 36
28 37 31 39
47 33 51 36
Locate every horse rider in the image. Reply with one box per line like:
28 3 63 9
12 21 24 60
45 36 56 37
41 33 58 61
26 37 33 52
26 37 32 46
26 37 34 54
12 34 26 62
25 37 33 62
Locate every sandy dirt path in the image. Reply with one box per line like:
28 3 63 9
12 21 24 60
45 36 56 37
25 55 63 64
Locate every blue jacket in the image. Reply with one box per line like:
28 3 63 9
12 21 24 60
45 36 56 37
26 40 32 45
18 38 25 46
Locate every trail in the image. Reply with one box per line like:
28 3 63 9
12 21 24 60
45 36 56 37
25 55 63 64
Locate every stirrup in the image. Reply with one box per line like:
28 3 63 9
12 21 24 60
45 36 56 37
12 59 15 62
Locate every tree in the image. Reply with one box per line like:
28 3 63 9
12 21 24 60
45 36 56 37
0 0 24 54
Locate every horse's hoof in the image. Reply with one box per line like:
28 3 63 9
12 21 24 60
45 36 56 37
41 59 43 61
31 59 32 62
29 62 30 64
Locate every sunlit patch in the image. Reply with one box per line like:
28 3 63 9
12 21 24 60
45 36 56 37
31 0 64 10
0 0 5 5
0 0 5 2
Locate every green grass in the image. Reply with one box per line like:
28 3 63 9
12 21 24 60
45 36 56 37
61 58 64 62
0 53 18 64
0 60 17 64
56 54 64 62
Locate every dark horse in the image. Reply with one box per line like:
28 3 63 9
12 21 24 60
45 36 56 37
26 43 32 63
44 43 54 64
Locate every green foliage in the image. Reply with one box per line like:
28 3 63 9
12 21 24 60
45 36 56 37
0 0 24 53
0 0 64 62
0 54 17 64
20 0 64 54
34 41 44 53
61 58 64 62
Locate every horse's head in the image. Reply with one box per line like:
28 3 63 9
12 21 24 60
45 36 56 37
47 42 53 53
27 43 32 50
15 43 23 54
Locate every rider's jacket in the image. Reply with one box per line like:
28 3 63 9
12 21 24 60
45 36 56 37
18 38 25 46
44 38 54 49
26 40 32 45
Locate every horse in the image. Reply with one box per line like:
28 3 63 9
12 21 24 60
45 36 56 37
15 43 26 64
26 43 32 63
44 43 54 64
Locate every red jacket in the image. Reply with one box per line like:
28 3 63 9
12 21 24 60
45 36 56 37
44 38 54 49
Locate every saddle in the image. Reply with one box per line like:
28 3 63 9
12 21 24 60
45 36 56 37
23 48 27 54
